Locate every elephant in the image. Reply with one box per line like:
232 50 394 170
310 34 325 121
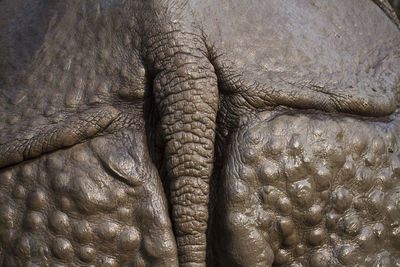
0 0 399 266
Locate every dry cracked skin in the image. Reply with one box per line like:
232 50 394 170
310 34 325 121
0 0 400 266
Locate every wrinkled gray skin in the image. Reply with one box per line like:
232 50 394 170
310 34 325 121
0 0 400 266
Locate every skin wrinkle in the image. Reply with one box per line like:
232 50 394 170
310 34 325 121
217 64 397 117
0 106 120 168
373 0 400 28
0 1 400 266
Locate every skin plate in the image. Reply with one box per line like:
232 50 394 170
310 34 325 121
0 0 399 266
211 110 400 266
0 129 179 266
190 0 400 116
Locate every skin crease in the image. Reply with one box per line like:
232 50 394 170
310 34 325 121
0 0 399 266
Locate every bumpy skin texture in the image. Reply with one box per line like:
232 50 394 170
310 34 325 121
211 111 400 266
0 0 400 266
0 129 178 266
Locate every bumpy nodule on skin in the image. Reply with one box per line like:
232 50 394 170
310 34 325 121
211 111 400 266
0 130 178 266
0 0 147 166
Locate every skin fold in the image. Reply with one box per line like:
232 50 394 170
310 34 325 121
0 0 399 266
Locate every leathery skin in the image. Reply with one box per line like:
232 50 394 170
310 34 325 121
0 0 400 266
211 110 400 266
0 129 178 266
